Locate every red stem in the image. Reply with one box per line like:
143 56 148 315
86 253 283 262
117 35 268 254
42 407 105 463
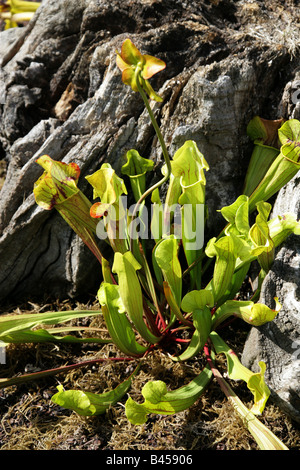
0 356 135 389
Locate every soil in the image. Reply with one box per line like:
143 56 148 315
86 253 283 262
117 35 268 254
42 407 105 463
1 0 300 452
0 298 299 451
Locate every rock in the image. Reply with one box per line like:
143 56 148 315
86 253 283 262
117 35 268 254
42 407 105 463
241 68 300 424
242 173 300 424
0 0 300 306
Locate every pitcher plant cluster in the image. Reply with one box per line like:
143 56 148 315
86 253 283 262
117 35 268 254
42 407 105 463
1 39 300 450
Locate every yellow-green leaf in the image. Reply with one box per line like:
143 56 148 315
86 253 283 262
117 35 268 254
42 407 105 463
172 307 212 362
154 235 182 309
116 39 165 101
52 365 140 416
86 163 127 204
205 235 238 304
212 298 281 328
